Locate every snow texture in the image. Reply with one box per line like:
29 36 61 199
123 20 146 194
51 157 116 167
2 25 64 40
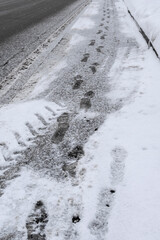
106 1 160 239
124 0 160 57
0 0 160 239
0 100 64 164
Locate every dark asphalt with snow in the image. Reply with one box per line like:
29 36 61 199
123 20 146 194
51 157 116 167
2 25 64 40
0 0 78 43
0 0 84 82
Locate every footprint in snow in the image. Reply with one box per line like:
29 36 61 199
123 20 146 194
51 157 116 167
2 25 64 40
26 200 48 240
89 40 95 46
81 53 90 63
110 146 127 185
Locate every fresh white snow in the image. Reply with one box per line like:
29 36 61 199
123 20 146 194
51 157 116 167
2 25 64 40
124 0 160 57
105 1 160 239
107 50 160 240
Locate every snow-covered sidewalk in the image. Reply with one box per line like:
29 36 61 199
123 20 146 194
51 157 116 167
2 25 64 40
124 0 160 57
77 1 160 238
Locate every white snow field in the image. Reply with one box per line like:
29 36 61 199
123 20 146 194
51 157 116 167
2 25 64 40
0 0 160 239
105 1 160 239
124 0 160 57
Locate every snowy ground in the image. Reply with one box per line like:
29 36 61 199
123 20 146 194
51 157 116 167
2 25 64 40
0 0 160 239
124 0 160 57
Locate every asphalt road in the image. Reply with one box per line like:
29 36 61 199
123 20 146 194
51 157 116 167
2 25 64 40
0 0 82 81
0 0 78 43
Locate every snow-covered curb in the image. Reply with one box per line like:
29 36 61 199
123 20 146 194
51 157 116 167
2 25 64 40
124 0 160 58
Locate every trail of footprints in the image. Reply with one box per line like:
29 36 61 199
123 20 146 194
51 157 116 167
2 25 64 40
81 2 110 74
88 4 117 237
0 1 123 239
26 1 115 239
26 3 112 238
89 146 127 238
70 1 126 239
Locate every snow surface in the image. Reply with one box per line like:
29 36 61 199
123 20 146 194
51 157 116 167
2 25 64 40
0 0 160 239
107 49 160 240
106 1 160 239
105 46 160 239
124 0 160 57
0 100 64 164
71 1 99 30
29 60 67 98
72 17 95 30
